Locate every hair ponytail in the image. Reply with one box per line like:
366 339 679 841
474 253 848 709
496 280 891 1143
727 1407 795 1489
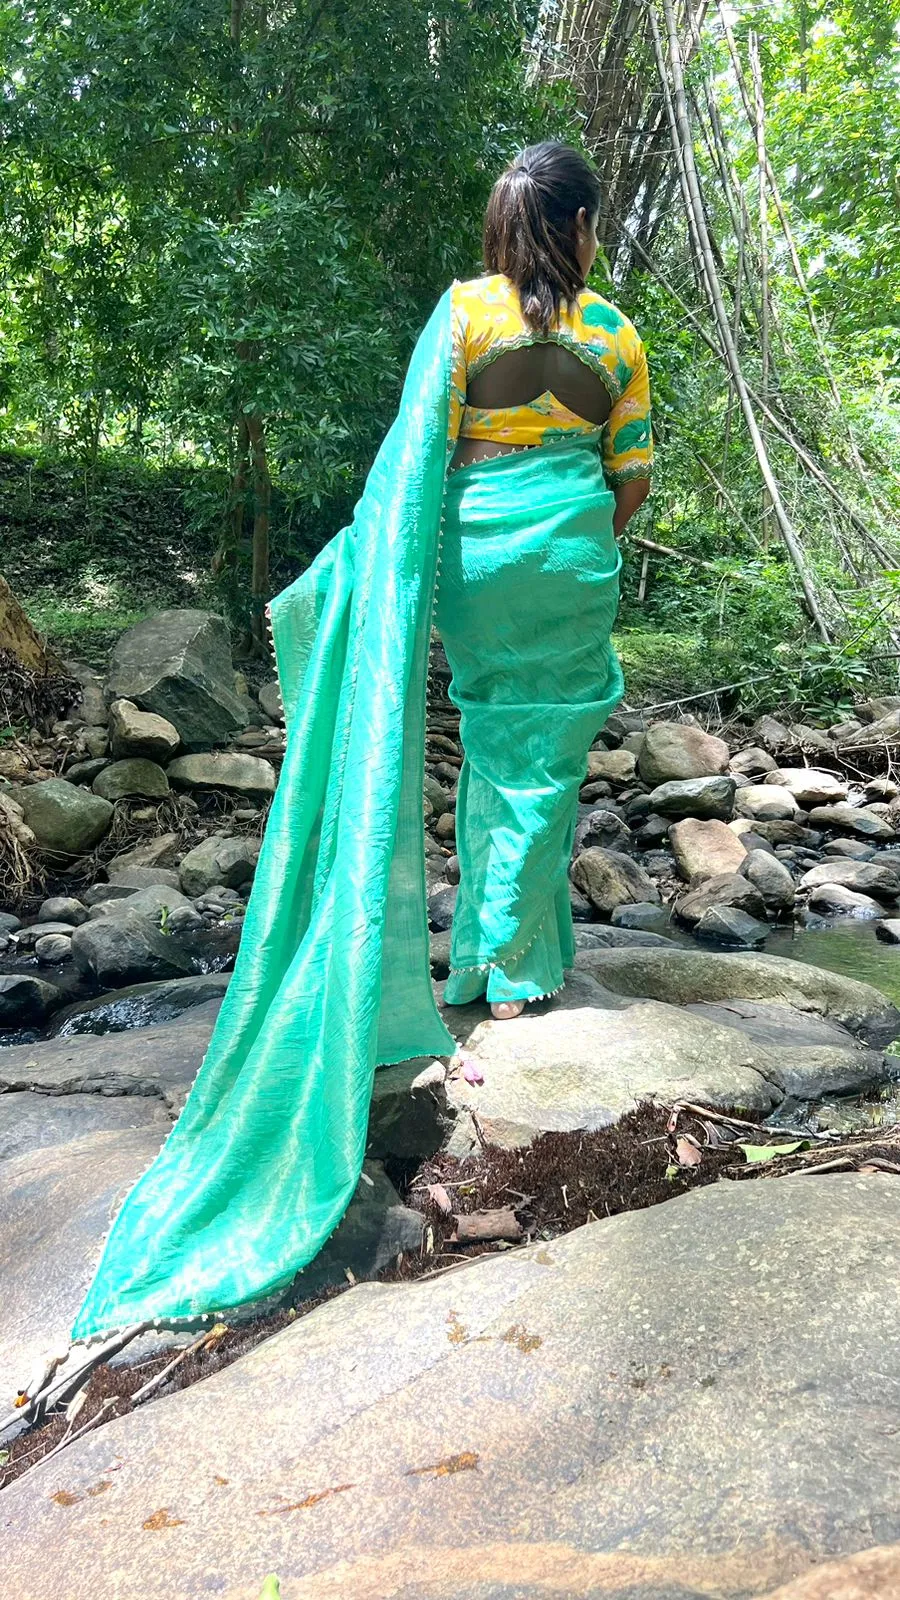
482 142 602 334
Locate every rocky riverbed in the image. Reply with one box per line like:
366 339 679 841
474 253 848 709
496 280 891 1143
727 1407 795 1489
3 608 900 1597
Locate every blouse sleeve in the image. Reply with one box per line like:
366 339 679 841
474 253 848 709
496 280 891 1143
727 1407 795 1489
447 286 467 462
602 334 653 489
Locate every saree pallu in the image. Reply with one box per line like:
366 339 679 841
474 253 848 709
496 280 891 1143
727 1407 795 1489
436 441 624 1005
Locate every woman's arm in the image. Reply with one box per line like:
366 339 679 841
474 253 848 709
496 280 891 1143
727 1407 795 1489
613 477 650 539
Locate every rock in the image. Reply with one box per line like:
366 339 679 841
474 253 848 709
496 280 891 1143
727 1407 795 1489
295 1161 423 1299
571 809 632 854
71 908 196 987
729 746 778 777
0 1125 167 1405
0 1092 169 1165
90 885 196 927
570 848 659 915
646 774 735 821
876 920 900 944
633 813 670 848
585 748 636 784
64 757 110 785
696 905 768 947
767 1545 900 1600
108 699 180 762
427 882 457 932
91 757 170 801
0 1005 219 1112
604 708 646 739
573 926 671 950
831 718 863 742
789 722 834 753
367 1060 450 1161
735 783 799 821
81 883 136 908
51 973 230 1036
840 707 900 747
808 802 896 840
76 726 109 759
739 849 795 914
0 974 63 1026
257 680 284 723
807 883 884 919
770 767 847 807
674 872 767 929
423 775 449 815
735 817 823 848
34 932 76 964
106 865 182 892
5 1178 900 1600
610 902 670 933
750 713 791 751
620 730 645 755
0 912 21 934
9 921 78 950
578 778 612 803
637 720 730 786
110 833 181 871
434 812 456 842
37 895 88 926
799 860 900 902
106 609 250 751
574 946 900 1045
11 778 112 858
167 751 276 798
823 838 875 861
866 776 900 802
669 817 748 882
178 835 260 897
857 694 900 724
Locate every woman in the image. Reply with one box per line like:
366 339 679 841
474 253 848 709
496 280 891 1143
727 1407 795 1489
71 143 652 1344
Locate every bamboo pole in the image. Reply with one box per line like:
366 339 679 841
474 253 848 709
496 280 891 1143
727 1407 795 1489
748 31 772 544
653 0 831 640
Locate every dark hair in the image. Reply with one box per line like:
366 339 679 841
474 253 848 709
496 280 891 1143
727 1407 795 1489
483 142 602 334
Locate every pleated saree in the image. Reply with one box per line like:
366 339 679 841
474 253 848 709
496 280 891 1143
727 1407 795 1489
72 278 651 1343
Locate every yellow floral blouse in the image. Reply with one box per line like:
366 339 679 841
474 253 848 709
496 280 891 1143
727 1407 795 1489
449 274 653 489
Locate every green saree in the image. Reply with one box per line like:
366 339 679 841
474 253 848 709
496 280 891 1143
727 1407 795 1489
72 291 624 1343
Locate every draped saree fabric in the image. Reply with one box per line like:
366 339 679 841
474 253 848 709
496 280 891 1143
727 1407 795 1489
72 292 457 1341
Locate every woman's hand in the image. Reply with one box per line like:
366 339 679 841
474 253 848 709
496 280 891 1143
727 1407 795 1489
613 478 650 540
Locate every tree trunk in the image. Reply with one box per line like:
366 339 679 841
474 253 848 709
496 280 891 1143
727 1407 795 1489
246 414 271 649
0 576 61 673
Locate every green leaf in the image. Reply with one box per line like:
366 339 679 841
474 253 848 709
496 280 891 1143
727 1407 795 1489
257 1579 281 1600
738 1141 809 1165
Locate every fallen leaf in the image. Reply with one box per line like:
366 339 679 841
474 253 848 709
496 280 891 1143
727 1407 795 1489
675 1136 702 1167
427 1183 453 1214
142 1508 184 1531
257 1576 282 1598
738 1140 808 1164
462 1058 484 1086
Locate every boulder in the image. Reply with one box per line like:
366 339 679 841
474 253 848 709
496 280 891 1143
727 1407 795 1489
646 774 735 821
0 1092 169 1165
840 707 900 747
877 920 900 944
105 609 250 751
770 766 847 807
293 1161 423 1299
584 748 636 784
0 974 63 1026
739 849 795 914
572 926 671 950
71 908 196 987
108 699 180 762
789 722 834 754
729 746 778 777
178 835 260 897
750 713 791 751
64 757 109 785
427 882 457 932
90 885 196 924
633 813 669 848
808 801 896 840
799 859 900 902
637 720 730 786
166 751 276 799
695 905 768 947
823 838 875 861
669 817 748 882
609 901 670 933
11 778 112 858
674 872 767 929
92 758 170 802
866 776 900 802
257 680 284 723
767 1545 900 1600
37 895 88 926
807 883 883 919
34 932 75 965
50 973 230 1036
0 1004 219 1109
6 1177 900 1600
574 945 900 1044
570 848 659 915
109 833 181 871
423 775 450 815
571 809 631 855
0 1125 167 1406
734 817 823 848
107 865 182 891
735 783 799 821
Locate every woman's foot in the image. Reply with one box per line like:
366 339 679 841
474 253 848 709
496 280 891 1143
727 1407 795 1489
491 1000 526 1020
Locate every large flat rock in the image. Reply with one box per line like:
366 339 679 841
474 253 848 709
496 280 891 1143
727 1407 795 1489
4 1176 899 1599
0 1125 166 1407
574 946 900 1046
0 1091 168 1164
0 1005 218 1112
